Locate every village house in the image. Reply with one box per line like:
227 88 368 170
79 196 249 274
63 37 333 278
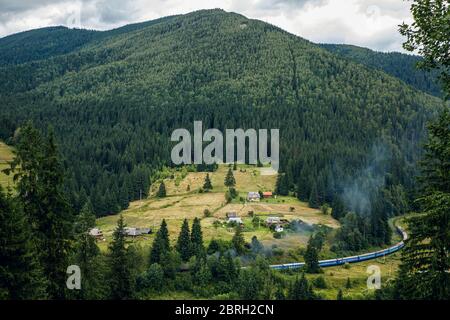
123 227 152 237
247 191 260 202
88 228 104 240
274 225 284 233
262 191 273 198
266 216 281 225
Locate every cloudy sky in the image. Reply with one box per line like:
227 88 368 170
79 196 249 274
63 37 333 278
0 0 413 52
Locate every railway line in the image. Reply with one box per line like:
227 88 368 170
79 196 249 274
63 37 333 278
270 226 408 271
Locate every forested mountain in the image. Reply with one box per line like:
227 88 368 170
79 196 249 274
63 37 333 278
321 44 442 98
0 8 445 227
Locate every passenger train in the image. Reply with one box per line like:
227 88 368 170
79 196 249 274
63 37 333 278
270 226 408 271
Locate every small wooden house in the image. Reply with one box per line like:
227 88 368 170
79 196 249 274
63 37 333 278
247 192 260 202
263 191 273 198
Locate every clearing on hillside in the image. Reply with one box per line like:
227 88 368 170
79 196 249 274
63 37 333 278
96 165 339 255
0 142 14 188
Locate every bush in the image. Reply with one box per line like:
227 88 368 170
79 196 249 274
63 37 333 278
313 276 328 289
203 209 212 218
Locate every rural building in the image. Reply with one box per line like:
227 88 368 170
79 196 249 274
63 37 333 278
88 228 104 240
123 227 152 237
247 191 260 202
266 216 281 225
228 217 243 224
274 225 284 233
263 191 273 198
226 212 238 218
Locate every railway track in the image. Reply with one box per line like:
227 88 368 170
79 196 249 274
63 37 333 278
269 226 408 270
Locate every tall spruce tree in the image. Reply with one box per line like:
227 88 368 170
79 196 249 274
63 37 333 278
304 235 320 273
150 219 170 264
288 273 315 300
176 219 192 262
108 215 135 300
203 173 213 191
395 111 450 300
224 168 236 187
191 217 204 257
71 201 106 299
0 186 47 299
232 226 246 255
157 182 166 198
308 183 320 209
8 124 73 299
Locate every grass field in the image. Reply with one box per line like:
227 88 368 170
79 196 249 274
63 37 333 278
96 165 339 252
0 141 14 188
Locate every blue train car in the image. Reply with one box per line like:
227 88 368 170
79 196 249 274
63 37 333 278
269 225 407 270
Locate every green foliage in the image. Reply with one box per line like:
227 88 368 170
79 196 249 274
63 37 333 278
176 219 192 262
191 217 204 257
0 186 47 299
395 110 450 300
137 263 164 293
149 219 170 264
8 123 73 299
288 273 316 300
224 168 236 188
108 215 136 299
157 182 166 198
203 173 213 191
399 0 450 96
275 173 290 196
313 276 328 289
304 235 321 274
232 226 246 255
71 201 107 299
321 43 443 98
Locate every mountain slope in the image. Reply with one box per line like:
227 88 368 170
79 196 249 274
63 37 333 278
321 44 442 97
0 9 445 217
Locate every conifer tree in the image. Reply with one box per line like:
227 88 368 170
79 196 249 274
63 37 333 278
275 173 289 196
108 215 135 299
288 273 315 300
337 289 343 300
395 110 450 300
308 182 320 209
203 173 213 191
232 226 246 255
304 235 320 273
157 181 166 198
224 168 236 187
71 201 106 299
191 217 204 257
0 187 47 299
150 219 170 264
8 124 73 299
176 219 192 262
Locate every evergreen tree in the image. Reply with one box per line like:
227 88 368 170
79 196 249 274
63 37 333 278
149 219 170 264
337 289 343 300
304 236 320 274
157 182 166 198
203 173 213 191
108 215 135 299
395 111 450 300
346 277 352 289
176 219 192 262
288 273 315 300
0 187 47 299
71 201 106 299
8 124 73 299
224 168 236 187
331 196 346 220
191 217 204 257
308 182 320 209
275 173 289 196
232 226 246 255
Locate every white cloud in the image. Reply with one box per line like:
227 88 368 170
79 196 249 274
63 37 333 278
0 0 413 52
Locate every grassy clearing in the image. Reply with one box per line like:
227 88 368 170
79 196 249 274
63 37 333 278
96 165 339 252
0 142 14 188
